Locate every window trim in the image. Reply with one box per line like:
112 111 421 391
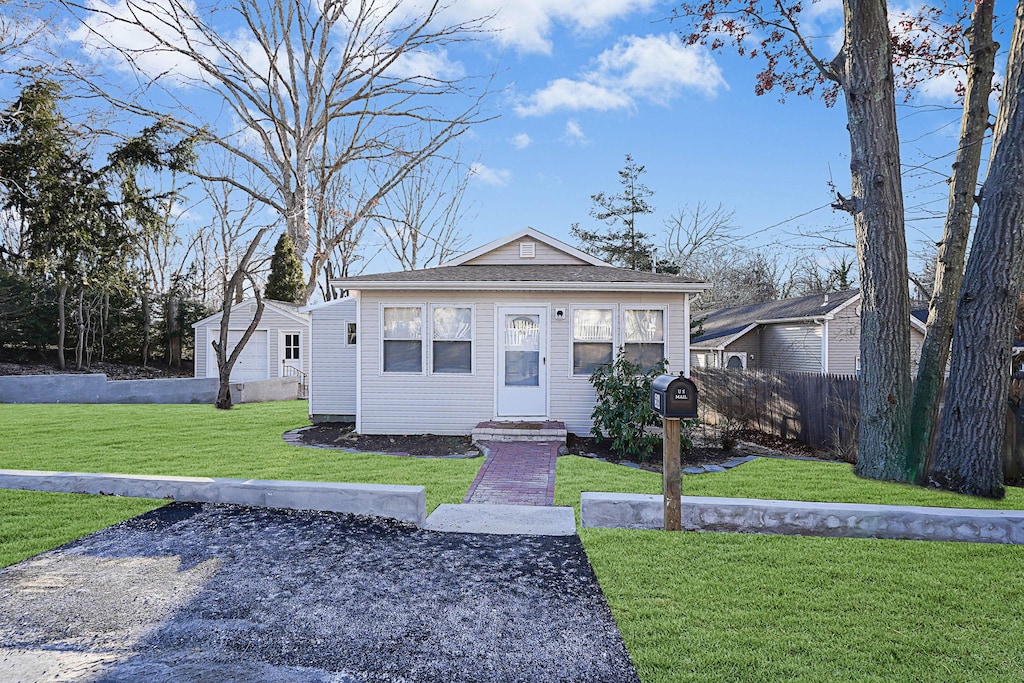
379 303 426 375
570 304 617 378
429 303 476 376
622 305 669 372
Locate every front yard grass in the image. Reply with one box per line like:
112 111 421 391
0 401 481 567
557 455 1024 681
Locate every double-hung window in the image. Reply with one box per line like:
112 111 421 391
382 306 423 372
432 306 473 373
573 308 614 375
623 308 666 371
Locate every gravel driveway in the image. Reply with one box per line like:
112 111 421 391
0 503 638 682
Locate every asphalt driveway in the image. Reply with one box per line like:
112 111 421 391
0 503 638 682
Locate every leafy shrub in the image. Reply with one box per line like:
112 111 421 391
589 349 668 462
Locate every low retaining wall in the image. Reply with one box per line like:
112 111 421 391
0 469 426 526
580 492 1024 544
0 374 297 404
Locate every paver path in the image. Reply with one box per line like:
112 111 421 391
463 440 559 506
0 503 638 682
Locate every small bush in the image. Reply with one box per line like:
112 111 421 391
589 350 667 462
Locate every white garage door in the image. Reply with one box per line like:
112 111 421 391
207 329 269 382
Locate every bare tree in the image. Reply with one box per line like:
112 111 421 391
930 3 1024 497
371 149 470 271
662 202 736 273
60 0 492 304
211 224 271 409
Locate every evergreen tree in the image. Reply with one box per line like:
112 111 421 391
571 154 657 270
265 232 304 302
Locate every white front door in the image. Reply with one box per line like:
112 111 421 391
496 307 547 417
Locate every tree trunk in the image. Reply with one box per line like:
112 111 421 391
141 286 150 366
908 0 997 482
74 287 85 371
833 0 912 482
929 3 1024 498
56 279 67 370
165 293 181 368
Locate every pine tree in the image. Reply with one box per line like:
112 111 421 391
265 232 304 303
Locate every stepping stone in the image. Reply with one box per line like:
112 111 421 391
721 459 748 468
621 462 641 469
703 465 727 473
683 467 705 475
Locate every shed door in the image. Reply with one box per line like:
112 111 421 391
207 328 269 382
496 308 547 417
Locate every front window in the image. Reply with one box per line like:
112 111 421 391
432 306 472 373
283 333 300 360
573 308 613 375
382 306 422 372
624 308 665 371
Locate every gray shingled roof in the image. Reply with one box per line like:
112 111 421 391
692 289 861 347
332 264 704 286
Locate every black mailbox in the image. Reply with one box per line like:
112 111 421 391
650 374 698 418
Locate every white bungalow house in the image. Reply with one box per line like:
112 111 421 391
690 289 927 376
306 228 707 435
193 298 311 389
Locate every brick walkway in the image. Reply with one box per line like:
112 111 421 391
463 440 560 506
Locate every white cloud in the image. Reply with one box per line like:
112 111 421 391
469 162 512 186
436 0 662 55
516 34 726 116
509 132 533 149
387 49 465 81
562 119 587 145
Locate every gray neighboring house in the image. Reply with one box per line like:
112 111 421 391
193 298 311 387
307 227 707 435
690 290 927 375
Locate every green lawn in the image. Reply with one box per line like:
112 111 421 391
555 455 1024 682
0 401 481 567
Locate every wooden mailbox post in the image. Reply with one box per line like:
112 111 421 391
650 374 699 531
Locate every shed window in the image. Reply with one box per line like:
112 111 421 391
283 333 300 360
624 308 665 371
432 306 472 373
573 308 613 375
346 322 357 345
382 306 423 372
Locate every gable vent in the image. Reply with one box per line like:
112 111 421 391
520 241 536 259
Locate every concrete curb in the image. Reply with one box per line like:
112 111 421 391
580 492 1024 544
0 469 426 526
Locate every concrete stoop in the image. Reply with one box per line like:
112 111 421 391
423 504 577 536
472 420 567 443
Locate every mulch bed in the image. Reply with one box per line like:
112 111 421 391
297 423 479 456
0 360 193 380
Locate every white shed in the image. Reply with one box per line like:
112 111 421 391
193 299 311 390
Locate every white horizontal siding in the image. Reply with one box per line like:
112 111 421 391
309 297 357 417
760 323 823 373
462 237 590 266
194 326 207 378
827 304 860 375
357 290 689 436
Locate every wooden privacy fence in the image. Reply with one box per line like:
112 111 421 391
692 369 1024 481
690 368 859 453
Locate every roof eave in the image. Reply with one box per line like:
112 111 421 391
329 279 709 293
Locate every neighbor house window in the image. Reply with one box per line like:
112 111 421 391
283 333 300 360
432 306 472 373
573 308 613 375
624 308 665 371
382 306 423 372
346 322 357 346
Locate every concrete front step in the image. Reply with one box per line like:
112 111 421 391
423 504 577 536
472 420 567 443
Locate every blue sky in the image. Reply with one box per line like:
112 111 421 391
48 0 1013 278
